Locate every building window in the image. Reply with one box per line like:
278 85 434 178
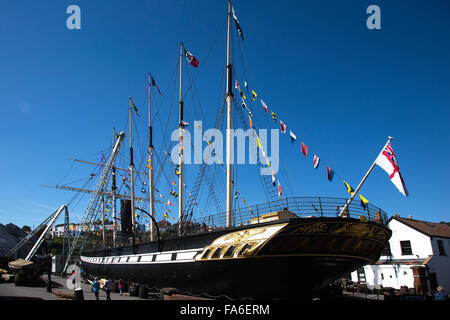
400 240 413 255
437 240 446 256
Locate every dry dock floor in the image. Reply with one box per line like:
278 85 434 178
0 275 147 300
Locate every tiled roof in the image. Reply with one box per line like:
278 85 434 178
391 217 450 238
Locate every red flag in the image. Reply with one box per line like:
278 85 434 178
167 200 174 206
326 166 334 182
300 142 308 157
280 121 286 134
173 180 177 186
260 100 268 113
184 47 199 68
278 181 282 198
249 114 252 128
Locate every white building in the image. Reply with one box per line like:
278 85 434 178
351 216 450 294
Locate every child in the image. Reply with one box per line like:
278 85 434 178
91 277 100 300
118 279 123 296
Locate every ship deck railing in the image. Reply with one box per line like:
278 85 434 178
168 196 388 239
83 196 388 248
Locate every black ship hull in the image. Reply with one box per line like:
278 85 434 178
81 217 391 299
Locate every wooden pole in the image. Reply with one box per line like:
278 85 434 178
225 0 233 228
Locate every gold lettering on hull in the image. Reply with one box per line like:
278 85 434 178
195 220 391 263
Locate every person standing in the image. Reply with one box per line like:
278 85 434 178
103 277 113 300
118 279 124 296
92 277 100 300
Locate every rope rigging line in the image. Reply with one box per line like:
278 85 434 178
182 16 227 99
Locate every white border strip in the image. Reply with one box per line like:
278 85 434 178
80 248 203 265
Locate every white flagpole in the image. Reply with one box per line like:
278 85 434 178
338 136 393 218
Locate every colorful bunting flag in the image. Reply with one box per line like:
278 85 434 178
232 6 245 41
167 200 174 206
280 121 286 134
313 155 320 169
300 142 308 157
278 181 282 198
360 194 369 210
164 210 169 220
248 114 252 128
271 111 277 122
271 169 276 186
241 100 253 117
344 181 354 195
235 80 240 91
252 90 257 101
260 100 268 113
289 131 297 143
170 190 178 197
327 166 334 182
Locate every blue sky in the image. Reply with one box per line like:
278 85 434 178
0 0 449 228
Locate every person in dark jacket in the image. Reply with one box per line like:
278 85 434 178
435 286 449 300
103 277 113 300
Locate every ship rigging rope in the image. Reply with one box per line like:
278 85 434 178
232 27 300 199
173 18 229 221
154 59 179 178
181 16 227 99
235 24 354 198
145 17 228 223
183 62 228 217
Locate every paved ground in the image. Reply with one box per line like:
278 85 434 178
0 275 151 300
341 291 384 300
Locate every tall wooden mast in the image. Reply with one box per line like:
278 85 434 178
129 97 136 236
111 128 117 246
225 0 233 228
178 42 184 234
148 73 156 241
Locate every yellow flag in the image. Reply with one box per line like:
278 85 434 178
360 194 369 205
343 181 354 195
252 90 257 101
